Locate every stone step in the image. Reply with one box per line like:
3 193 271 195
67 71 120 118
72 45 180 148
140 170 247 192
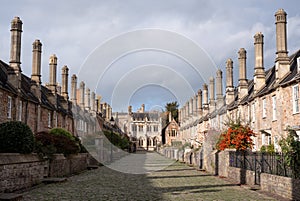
0 193 23 201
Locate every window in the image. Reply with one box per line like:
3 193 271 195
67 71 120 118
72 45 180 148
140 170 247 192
262 98 267 118
293 85 299 114
272 96 276 120
132 124 137 132
171 129 176 137
48 112 51 127
18 100 22 121
138 125 143 132
7 96 12 119
153 125 158 132
147 125 151 132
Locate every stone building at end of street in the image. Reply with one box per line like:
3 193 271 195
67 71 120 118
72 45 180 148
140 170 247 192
179 8 300 152
115 104 162 151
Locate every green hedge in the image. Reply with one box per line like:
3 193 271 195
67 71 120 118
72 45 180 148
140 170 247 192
0 121 35 154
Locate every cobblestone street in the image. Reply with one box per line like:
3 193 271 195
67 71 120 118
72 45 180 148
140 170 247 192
22 152 279 201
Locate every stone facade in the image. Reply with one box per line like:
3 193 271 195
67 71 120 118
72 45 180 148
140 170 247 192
179 9 300 151
115 104 162 151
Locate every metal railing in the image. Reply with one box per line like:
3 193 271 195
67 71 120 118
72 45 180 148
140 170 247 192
229 151 298 179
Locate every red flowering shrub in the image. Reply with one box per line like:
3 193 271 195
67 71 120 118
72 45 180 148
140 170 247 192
216 119 255 151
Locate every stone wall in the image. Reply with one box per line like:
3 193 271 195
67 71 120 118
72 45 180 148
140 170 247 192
228 167 255 185
0 153 89 193
261 173 300 200
0 153 46 193
48 153 88 177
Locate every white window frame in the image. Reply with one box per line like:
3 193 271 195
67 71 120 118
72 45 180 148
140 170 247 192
293 85 299 114
18 100 22 121
7 96 12 119
272 96 276 121
262 98 267 118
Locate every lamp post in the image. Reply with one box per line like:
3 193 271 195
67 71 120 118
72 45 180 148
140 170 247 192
110 117 114 163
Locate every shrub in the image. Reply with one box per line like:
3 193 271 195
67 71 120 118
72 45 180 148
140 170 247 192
50 127 75 141
35 130 80 157
216 117 255 151
0 121 35 154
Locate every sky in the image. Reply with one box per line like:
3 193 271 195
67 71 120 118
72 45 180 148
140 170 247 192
0 0 299 112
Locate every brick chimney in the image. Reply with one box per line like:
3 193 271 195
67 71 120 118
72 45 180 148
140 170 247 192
225 59 234 104
8 17 23 90
275 9 290 81
238 48 248 100
254 32 266 94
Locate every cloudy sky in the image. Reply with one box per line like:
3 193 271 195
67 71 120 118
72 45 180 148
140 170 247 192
0 0 299 112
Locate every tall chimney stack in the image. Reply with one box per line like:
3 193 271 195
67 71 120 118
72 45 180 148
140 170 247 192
275 9 290 81
203 84 209 115
9 17 23 89
225 59 234 104
31 39 42 85
254 32 266 94
238 48 248 100
85 88 91 111
197 89 203 117
91 92 96 112
209 76 216 111
48 54 57 94
79 81 85 109
70 74 77 103
216 69 224 109
61 65 69 100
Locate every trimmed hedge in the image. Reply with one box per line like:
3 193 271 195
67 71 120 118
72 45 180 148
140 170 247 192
0 121 35 154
